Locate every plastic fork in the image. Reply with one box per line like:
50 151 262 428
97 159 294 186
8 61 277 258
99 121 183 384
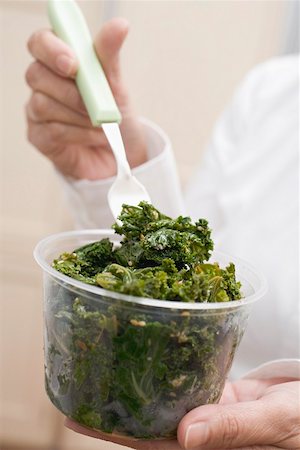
48 0 151 220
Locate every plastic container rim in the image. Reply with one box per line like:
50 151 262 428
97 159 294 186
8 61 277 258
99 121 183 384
34 229 268 310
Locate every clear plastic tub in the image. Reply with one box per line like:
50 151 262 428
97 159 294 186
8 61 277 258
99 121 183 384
34 229 267 440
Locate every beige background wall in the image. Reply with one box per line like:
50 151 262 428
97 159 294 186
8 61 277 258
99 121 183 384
0 1 287 449
120 0 285 182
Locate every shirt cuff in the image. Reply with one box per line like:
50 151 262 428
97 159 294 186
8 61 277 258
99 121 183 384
57 117 185 229
242 359 300 380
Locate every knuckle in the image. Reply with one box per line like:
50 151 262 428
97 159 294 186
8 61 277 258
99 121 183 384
31 92 47 117
25 61 43 87
218 411 241 447
27 29 43 53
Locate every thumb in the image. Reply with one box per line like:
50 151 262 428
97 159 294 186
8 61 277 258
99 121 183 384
94 17 129 82
177 400 282 449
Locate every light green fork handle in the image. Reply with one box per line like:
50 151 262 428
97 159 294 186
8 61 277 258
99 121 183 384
48 0 121 125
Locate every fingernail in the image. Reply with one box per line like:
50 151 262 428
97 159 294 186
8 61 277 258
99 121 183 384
184 422 208 449
56 54 76 76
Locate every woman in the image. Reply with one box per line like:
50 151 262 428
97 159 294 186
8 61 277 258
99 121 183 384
25 19 299 449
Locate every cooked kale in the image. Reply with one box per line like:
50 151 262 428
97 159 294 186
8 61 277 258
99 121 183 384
46 202 244 438
52 238 114 284
113 203 214 268
95 260 241 303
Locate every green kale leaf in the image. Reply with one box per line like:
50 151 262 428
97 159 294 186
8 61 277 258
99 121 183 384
113 202 214 268
52 238 114 284
74 238 114 273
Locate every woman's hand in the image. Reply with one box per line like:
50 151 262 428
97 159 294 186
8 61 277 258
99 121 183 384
25 19 147 180
65 377 300 449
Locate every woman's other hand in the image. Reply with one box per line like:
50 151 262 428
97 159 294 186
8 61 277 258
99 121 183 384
65 377 300 449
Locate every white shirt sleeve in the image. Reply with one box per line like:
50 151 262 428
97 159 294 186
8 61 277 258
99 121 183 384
57 118 185 229
242 359 300 380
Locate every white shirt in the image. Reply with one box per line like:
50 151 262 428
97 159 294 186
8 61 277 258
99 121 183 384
59 55 299 379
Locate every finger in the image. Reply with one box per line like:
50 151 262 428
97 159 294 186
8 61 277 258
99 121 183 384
26 92 91 127
27 29 78 77
25 61 87 115
177 400 284 449
219 378 293 405
27 119 105 157
219 379 274 405
94 17 129 82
